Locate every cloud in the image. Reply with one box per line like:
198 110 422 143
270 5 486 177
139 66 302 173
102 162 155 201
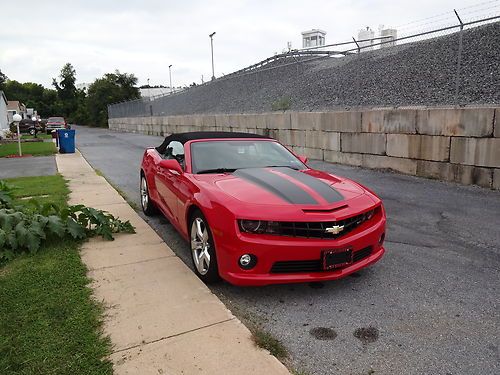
0 0 486 88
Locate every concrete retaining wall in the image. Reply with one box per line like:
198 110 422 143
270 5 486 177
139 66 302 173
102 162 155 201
109 107 500 189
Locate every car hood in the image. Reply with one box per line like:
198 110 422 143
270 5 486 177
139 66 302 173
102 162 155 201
195 167 367 208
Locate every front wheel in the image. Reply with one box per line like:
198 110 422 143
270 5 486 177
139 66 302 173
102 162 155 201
190 211 221 283
140 175 158 216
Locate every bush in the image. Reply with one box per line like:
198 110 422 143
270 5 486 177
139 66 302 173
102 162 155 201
271 96 291 111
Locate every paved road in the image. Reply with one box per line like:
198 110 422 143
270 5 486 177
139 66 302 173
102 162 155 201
74 125 500 375
0 156 57 179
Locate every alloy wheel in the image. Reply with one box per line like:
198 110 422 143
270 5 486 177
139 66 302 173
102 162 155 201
140 176 149 210
191 217 211 275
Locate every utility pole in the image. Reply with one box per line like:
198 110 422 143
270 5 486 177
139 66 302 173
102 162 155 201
209 32 216 80
169 64 173 94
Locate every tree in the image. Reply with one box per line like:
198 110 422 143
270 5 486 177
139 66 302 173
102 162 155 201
52 63 78 118
86 71 140 127
0 69 7 89
52 63 77 100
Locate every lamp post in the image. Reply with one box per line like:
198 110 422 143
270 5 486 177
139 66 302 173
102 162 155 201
169 64 173 94
13 113 22 156
209 32 216 80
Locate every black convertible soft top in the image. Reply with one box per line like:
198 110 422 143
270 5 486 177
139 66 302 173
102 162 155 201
155 131 270 154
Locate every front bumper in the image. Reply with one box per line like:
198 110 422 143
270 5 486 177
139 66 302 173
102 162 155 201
214 215 386 286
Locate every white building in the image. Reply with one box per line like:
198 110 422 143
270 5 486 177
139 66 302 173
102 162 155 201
0 91 8 137
380 28 397 48
358 27 375 51
302 29 326 48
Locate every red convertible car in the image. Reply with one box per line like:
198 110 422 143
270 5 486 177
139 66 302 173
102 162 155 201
140 132 386 286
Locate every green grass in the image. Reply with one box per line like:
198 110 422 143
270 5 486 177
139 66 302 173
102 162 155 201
0 142 56 157
4 175 70 208
0 175 113 375
22 134 53 140
252 328 289 360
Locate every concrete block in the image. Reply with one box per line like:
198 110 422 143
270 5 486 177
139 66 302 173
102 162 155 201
323 150 363 167
290 112 323 130
236 114 266 129
416 160 493 188
323 111 362 132
323 132 341 151
387 134 450 161
362 155 417 175
289 130 305 147
266 113 291 129
274 129 291 145
362 109 417 134
302 147 324 161
341 133 386 155
495 109 500 138
416 108 495 137
450 138 500 168
305 130 323 149
494 169 500 189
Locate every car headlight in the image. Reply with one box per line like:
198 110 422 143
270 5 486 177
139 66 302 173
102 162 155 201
238 220 280 234
239 220 264 233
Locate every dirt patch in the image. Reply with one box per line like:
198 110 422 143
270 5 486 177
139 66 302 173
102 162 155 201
309 327 337 340
353 326 379 344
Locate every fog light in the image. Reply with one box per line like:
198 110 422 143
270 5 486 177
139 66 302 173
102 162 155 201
239 254 257 270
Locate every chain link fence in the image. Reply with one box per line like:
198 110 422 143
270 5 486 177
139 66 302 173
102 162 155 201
109 3 500 119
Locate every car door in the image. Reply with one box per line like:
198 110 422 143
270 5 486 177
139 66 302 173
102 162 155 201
154 141 185 222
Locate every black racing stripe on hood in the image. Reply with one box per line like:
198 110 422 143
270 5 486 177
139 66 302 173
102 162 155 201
233 168 318 205
274 167 344 203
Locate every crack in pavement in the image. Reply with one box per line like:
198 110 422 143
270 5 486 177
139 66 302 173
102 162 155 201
111 317 237 354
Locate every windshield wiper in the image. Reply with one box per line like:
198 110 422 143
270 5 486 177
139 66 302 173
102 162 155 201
196 168 237 174
264 165 300 170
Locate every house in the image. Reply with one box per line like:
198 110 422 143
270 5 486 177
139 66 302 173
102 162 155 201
0 91 8 136
7 100 26 124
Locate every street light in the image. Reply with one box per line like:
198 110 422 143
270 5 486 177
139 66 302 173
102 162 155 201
13 113 22 156
169 64 173 94
209 32 216 80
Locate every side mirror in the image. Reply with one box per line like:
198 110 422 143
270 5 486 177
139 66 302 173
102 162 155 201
298 155 308 164
159 159 183 174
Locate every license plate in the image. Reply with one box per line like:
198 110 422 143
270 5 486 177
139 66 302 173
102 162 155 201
322 249 353 270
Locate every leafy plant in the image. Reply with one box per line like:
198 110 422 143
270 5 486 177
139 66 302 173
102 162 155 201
271 96 291 111
0 180 14 208
0 180 135 264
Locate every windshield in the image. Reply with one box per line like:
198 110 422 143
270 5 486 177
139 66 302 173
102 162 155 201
190 140 306 174
48 117 64 122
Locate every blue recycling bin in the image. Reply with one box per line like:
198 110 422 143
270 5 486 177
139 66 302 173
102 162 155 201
57 129 76 153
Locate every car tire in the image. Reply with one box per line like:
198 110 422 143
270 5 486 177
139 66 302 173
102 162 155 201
189 210 221 284
140 174 158 216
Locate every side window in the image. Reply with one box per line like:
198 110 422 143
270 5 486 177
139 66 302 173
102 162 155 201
164 141 185 169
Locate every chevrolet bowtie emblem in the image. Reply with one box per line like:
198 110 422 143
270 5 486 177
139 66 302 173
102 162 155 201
325 225 344 235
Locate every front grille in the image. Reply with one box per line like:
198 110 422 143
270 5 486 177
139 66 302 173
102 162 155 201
271 211 373 240
270 246 373 274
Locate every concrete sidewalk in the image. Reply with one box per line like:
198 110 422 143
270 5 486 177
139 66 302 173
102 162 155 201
55 152 289 375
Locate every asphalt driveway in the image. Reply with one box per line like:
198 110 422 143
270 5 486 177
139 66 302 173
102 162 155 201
74 125 500 375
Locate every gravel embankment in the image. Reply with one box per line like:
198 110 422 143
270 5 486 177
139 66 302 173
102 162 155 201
112 22 500 117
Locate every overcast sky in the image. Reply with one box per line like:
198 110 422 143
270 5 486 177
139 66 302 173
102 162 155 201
0 0 494 88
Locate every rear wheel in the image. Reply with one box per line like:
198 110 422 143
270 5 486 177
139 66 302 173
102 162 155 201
190 210 220 283
140 175 158 216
